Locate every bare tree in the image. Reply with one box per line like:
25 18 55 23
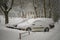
52 0 60 22
32 0 38 18
0 0 14 24
43 0 46 18
49 0 52 18
20 0 24 18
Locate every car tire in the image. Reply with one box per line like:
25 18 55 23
26 27 32 31
44 27 49 32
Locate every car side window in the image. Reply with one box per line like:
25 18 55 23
36 20 45 25
34 20 41 25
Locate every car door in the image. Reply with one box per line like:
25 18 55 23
31 20 45 31
32 20 43 27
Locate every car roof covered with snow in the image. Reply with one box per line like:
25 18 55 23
17 18 54 27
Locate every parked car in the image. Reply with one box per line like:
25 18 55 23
6 18 55 32
16 18 55 32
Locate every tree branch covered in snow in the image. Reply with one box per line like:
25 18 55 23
0 0 14 24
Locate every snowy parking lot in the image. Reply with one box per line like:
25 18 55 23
22 22 60 40
0 16 60 40
0 22 60 40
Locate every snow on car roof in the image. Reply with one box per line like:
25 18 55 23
18 18 53 25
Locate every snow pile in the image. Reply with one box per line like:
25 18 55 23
35 18 54 24
0 15 60 40
0 27 28 40
9 17 26 25
0 15 27 28
17 18 54 27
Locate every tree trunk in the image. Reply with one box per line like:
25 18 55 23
43 0 46 18
34 7 37 18
4 11 9 24
49 11 51 18
49 0 51 18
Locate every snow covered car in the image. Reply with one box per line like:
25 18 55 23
17 18 55 32
5 18 26 28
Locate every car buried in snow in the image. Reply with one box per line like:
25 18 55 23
6 18 55 32
16 18 55 32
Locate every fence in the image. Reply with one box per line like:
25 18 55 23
19 31 30 40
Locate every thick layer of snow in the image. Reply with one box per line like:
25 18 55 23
22 21 60 40
0 27 28 40
0 15 60 40
0 15 54 26
0 15 27 27
0 22 60 40
17 18 54 28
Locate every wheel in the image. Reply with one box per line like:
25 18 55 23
26 27 32 31
44 27 49 32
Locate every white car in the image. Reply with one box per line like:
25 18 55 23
6 18 55 32
17 18 55 32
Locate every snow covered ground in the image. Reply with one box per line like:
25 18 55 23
21 22 60 40
0 15 27 27
0 15 60 40
0 22 60 40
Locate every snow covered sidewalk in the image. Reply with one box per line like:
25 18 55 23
0 22 60 40
0 27 29 40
